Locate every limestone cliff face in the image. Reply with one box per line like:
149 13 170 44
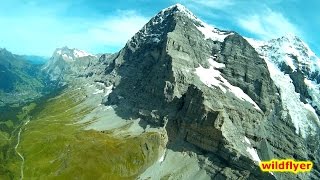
98 4 320 179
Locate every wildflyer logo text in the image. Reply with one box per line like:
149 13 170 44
259 159 313 173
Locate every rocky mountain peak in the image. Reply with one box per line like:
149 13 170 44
0 48 14 58
43 47 98 82
127 4 232 51
161 3 198 20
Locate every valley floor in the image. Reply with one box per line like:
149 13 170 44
1 81 172 179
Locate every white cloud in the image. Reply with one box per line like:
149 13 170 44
60 10 149 54
87 10 149 47
0 10 149 56
182 0 235 9
237 9 300 40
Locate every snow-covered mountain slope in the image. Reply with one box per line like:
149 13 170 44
247 35 320 74
247 36 320 138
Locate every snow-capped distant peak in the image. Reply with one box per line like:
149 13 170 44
248 35 320 73
53 47 95 61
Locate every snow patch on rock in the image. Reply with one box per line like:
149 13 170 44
62 54 73 61
243 137 261 163
92 89 104 95
74 49 94 58
195 57 261 111
158 149 166 163
196 23 232 42
104 85 113 97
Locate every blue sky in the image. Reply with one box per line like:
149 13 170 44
0 0 319 56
